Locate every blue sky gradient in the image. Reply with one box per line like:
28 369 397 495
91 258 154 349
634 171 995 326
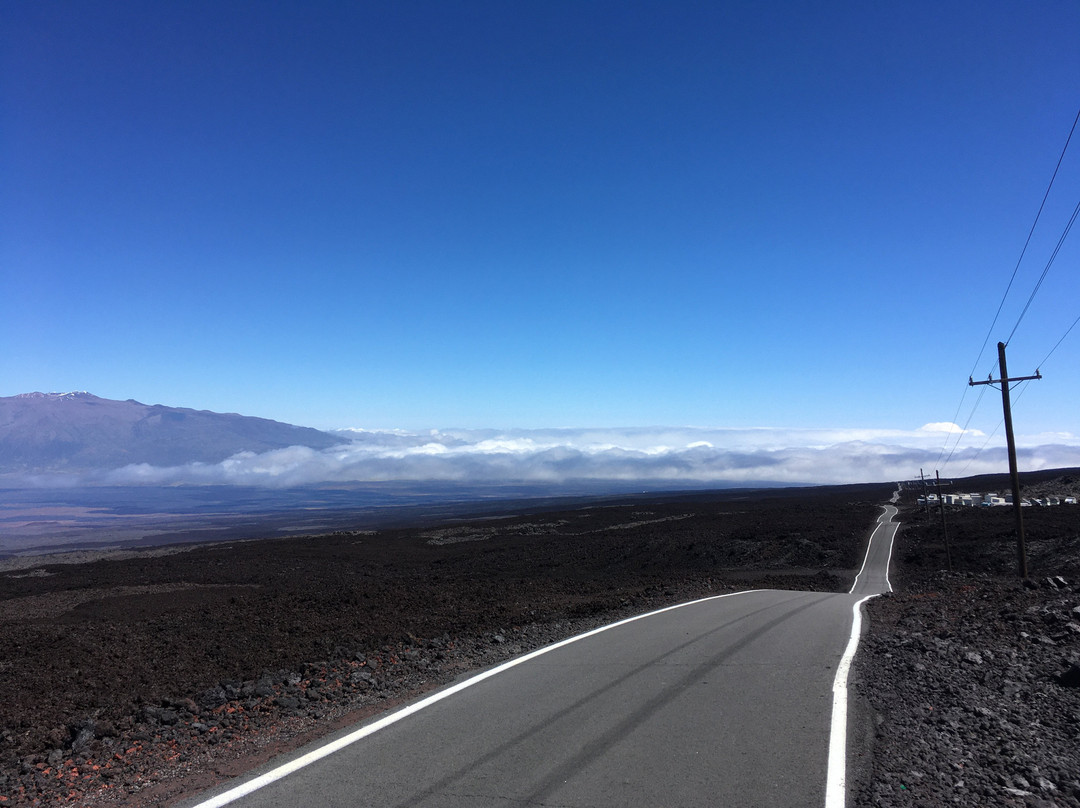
4 1 1080 482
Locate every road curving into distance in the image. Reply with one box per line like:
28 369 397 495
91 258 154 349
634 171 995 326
182 498 899 808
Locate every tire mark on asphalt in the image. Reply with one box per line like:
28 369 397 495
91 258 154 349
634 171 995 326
395 590 833 808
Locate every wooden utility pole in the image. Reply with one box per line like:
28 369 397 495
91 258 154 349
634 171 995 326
969 341 1042 579
935 470 953 572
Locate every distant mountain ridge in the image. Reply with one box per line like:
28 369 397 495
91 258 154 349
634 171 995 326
0 392 344 475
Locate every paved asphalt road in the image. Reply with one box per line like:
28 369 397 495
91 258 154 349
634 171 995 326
851 504 897 597
185 504 898 808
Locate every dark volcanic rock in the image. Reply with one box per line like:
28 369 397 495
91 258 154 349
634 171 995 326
0 486 885 806
852 485 1080 808
1061 663 1080 688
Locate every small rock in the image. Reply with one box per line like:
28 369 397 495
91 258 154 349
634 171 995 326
198 686 229 709
159 709 179 726
169 697 199 714
71 726 95 755
1059 664 1080 688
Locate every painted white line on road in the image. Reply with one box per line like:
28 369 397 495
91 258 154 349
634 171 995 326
189 589 760 808
849 504 896 594
829 494 898 807
880 519 896 594
849 521 882 594
824 593 875 808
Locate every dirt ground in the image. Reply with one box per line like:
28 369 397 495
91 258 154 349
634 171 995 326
6 475 1077 808
0 484 890 806
853 475 1080 807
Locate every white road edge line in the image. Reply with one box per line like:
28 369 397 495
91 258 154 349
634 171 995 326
824 593 875 808
880 514 896 594
828 495 898 807
849 504 895 595
189 589 760 808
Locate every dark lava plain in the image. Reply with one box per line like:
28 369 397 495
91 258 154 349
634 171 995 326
3 473 1078 807
854 470 1080 808
0 483 888 806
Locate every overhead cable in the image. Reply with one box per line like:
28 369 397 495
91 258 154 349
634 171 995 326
937 103 1079 469
958 418 1003 477
955 380 1034 477
969 103 1080 372
1005 196 1080 344
1037 310 1080 369
941 382 988 471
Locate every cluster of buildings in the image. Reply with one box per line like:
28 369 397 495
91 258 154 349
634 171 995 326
917 492 1078 508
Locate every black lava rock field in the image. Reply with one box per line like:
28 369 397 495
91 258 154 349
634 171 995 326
853 479 1080 808
2 476 1078 807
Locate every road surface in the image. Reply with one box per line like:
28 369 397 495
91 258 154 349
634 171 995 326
851 504 897 597
184 502 898 808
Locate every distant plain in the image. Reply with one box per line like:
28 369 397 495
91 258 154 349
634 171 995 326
0 480 771 560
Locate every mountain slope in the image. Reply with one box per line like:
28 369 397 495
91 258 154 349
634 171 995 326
0 392 344 474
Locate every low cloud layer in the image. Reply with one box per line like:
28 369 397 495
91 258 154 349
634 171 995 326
99 425 1080 488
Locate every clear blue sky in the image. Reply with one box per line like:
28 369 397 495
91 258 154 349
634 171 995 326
4 1 1079 456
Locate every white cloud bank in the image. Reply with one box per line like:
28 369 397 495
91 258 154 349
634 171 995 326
102 425 1080 488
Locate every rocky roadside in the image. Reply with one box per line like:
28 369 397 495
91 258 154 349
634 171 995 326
1 490 880 807
0 578 774 808
853 523 1080 808
5 487 1076 807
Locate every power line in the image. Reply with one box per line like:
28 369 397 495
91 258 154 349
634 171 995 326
935 386 973 469
937 103 1080 469
1005 195 1080 345
941 382 988 470
957 418 1003 477
955 379 1034 477
1037 310 1080 368
969 103 1080 372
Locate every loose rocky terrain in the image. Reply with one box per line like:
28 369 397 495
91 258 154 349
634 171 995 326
1 475 1077 807
0 485 885 806
853 479 1080 807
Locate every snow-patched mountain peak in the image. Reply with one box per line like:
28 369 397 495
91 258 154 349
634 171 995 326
0 392 345 476
15 391 97 401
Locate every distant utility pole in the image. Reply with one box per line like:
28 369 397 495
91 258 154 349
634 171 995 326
935 470 953 572
918 469 932 517
969 341 1042 579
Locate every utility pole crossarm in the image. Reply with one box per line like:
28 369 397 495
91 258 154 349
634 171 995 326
969 370 1042 387
968 342 1041 578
